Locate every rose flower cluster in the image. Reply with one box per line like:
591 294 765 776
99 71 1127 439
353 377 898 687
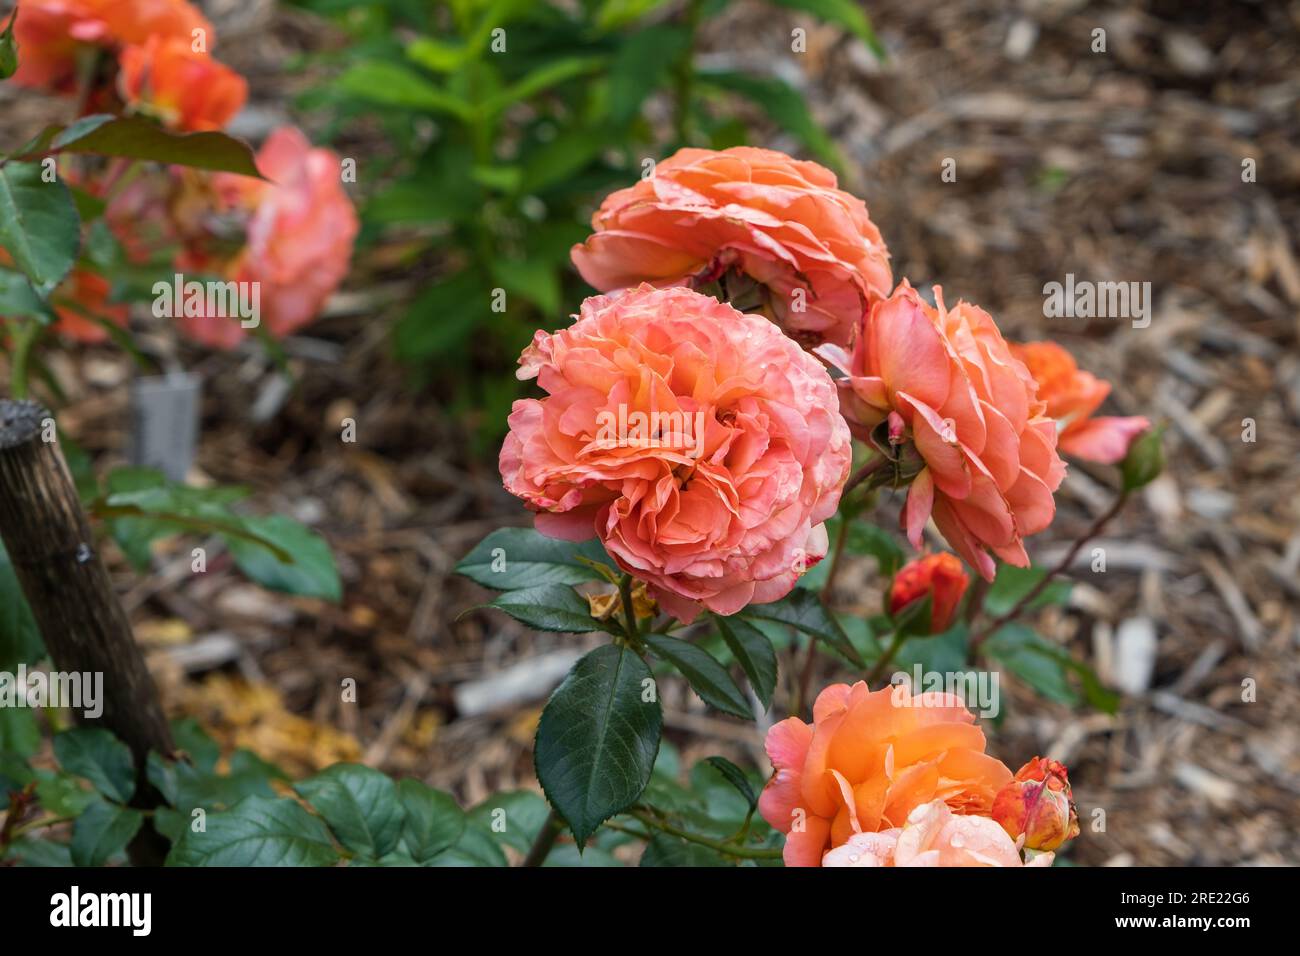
4 0 356 348
759 682 1079 867
502 146 1146 615
498 145 1143 866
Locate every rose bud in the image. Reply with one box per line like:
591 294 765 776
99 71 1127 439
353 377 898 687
889 553 969 633
992 757 1080 852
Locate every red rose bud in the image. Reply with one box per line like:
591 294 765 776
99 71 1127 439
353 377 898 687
889 552 970 633
992 757 1080 852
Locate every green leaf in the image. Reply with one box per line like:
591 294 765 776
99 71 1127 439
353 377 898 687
150 749 288 842
0 540 43 669
6 835 73 866
34 768 95 817
405 36 475 73
519 126 612 195
486 585 603 633
983 622 1118 713
0 161 80 294
294 763 404 859
13 117 262 177
482 56 607 115
489 257 560 315
845 521 905 578
698 70 843 173
337 62 474 119
0 706 40 760
96 468 264 570
148 747 285 841
984 624 1078 706
424 824 509 867
467 790 551 854
0 268 55 324
170 717 220 773
396 779 465 863
741 589 864 666
892 622 970 676
456 527 615 590
984 564 1072 616
703 756 757 811
643 633 752 719
167 795 340 866
767 0 886 59
53 728 135 804
70 798 144 867
0 9 17 79
1120 425 1163 492
225 515 342 602
714 615 777 708
534 644 661 848
639 832 730 867
608 25 691 124
596 0 673 31
393 269 485 364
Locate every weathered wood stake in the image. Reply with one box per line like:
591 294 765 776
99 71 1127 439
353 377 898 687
0 399 174 864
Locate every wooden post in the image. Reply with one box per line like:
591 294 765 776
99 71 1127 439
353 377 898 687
0 399 174 863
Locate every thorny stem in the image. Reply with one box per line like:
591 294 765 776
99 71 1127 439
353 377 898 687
630 808 782 861
521 808 564 867
968 489 1131 652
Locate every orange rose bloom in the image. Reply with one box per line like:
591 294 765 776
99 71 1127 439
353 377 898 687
1011 341 1149 465
992 756 1080 852
890 552 969 633
758 681 1013 866
52 270 129 343
118 36 246 131
571 146 892 348
8 0 211 94
820 282 1067 580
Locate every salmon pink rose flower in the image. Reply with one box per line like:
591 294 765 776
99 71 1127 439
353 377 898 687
819 281 1067 580
758 681 1013 867
499 285 852 623
822 799 1055 867
992 756 1080 852
571 146 892 349
8 0 212 94
890 552 969 633
176 127 358 348
1010 340 1149 465
118 35 247 131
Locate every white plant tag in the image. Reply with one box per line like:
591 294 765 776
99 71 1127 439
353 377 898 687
129 372 201 481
